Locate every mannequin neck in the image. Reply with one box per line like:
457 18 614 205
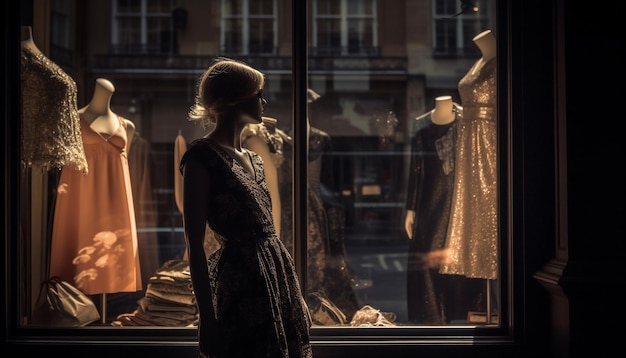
431 96 455 125
21 26 41 55
473 30 496 62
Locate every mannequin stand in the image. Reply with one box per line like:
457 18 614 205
100 293 107 324
485 278 492 323
467 278 498 324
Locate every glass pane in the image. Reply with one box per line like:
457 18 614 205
223 0 243 15
249 19 275 53
316 0 340 15
117 0 142 13
146 0 174 13
307 0 499 327
347 0 375 15
316 18 341 50
347 18 373 52
435 0 457 16
223 18 243 53
249 0 274 15
18 0 499 334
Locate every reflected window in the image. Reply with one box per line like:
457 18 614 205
18 0 500 332
312 0 378 56
221 0 277 55
112 0 176 54
433 0 492 57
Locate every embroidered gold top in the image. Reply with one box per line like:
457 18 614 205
21 46 88 173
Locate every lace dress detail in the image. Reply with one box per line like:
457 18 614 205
279 128 360 322
180 138 312 358
241 120 286 168
20 46 88 173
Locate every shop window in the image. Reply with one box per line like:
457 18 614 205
15 0 501 341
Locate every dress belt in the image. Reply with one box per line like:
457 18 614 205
462 106 496 121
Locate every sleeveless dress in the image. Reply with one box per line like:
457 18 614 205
406 109 484 323
180 138 312 358
50 116 142 295
440 58 498 280
20 45 87 173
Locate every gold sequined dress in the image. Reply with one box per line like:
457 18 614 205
20 45 87 173
440 58 498 280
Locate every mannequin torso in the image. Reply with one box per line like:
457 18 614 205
405 95 457 236
79 78 135 149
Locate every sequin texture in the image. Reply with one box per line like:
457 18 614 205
21 46 88 173
440 58 498 280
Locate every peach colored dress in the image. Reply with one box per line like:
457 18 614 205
49 116 142 295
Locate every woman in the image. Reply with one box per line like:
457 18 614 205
180 58 313 358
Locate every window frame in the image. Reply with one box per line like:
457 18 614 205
5 0 532 356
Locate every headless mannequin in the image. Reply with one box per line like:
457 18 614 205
430 96 456 125
79 78 135 150
21 26 42 55
405 95 456 237
470 30 496 75
242 116 282 236
404 95 458 267
438 27 499 281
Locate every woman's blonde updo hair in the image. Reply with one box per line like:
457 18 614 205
189 57 265 127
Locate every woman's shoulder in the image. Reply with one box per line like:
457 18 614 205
180 138 218 168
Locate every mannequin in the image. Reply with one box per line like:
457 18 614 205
277 90 360 320
79 78 135 150
242 116 284 236
20 26 87 173
404 95 483 323
470 30 496 75
430 96 456 125
50 77 142 309
404 95 456 240
21 26 41 55
306 126 360 321
439 28 498 281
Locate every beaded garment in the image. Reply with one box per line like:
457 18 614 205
21 46 87 173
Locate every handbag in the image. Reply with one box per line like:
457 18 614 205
32 276 101 327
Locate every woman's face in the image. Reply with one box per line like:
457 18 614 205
238 89 267 123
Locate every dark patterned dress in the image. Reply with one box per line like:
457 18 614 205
180 138 312 358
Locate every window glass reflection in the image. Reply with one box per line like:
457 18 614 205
20 0 499 329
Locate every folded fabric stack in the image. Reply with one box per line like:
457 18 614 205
349 305 397 327
111 259 198 327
